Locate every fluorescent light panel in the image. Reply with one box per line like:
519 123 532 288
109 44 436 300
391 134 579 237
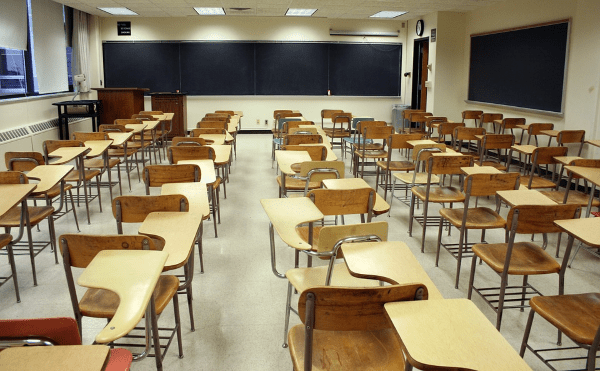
286 8 317 16
194 7 226 15
370 11 407 18
98 7 138 15
330 30 399 37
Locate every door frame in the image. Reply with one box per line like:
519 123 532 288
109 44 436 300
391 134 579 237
411 37 429 110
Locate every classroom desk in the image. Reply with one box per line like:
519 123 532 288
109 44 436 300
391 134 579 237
84 140 113 158
322 177 390 215
161 182 210 217
555 217 600 264
563 165 600 217
208 144 232 165
125 123 149 166
194 134 232 145
496 189 556 207
461 165 503 175
0 184 37 217
275 150 311 175
586 139 600 148
385 298 532 371
341 241 443 300
0 345 110 371
177 159 218 235
47 146 90 165
26 165 73 196
407 139 437 148
261 197 324 278
77 249 168 344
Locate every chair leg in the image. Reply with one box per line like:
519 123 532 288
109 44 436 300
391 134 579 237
68 189 80 232
95 175 102 212
106 165 114 201
6 243 20 303
467 254 478 300
496 272 509 330
455 226 467 289
24 217 37 286
172 294 184 358
408 194 415 237
520 309 535 357
420 202 429 253
48 217 58 264
435 217 444 267
116 163 123 196
282 281 293 348
149 297 163 371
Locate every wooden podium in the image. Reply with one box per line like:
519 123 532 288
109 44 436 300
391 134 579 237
93 88 148 128
150 93 187 138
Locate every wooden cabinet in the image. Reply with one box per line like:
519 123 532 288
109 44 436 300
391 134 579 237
93 88 148 128
150 93 187 138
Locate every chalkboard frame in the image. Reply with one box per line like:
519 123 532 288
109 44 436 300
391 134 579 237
466 19 571 116
102 40 402 97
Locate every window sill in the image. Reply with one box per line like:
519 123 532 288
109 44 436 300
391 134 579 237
0 92 74 106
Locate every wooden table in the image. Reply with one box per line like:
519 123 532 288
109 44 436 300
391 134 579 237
261 197 324 278
385 298 532 370
341 241 443 299
496 189 556 207
563 165 600 217
77 249 168 344
47 147 89 165
196 133 234 145
124 123 147 134
0 345 110 371
161 182 210 217
208 144 232 165
84 140 113 158
26 165 73 196
275 150 312 175
106 132 132 146
461 165 503 175
322 177 391 215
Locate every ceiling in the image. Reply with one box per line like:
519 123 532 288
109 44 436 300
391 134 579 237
52 0 504 19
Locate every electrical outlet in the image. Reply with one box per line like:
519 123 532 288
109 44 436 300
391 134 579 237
256 119 260 124
265 119 268 125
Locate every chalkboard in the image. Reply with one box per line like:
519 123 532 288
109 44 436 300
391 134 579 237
102 41 402 96
180 42 254 95
255 43 328 95
103 42 180 93
329 43 401 96
468 20 569 113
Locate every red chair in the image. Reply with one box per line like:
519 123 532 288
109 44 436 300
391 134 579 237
0 317 132 371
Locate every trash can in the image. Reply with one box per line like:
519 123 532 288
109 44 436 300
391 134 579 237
392 104 411 133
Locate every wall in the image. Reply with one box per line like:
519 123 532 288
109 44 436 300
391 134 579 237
96 16 408 129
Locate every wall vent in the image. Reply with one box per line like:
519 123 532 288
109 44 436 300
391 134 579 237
0 127 31 143
29 119 59 133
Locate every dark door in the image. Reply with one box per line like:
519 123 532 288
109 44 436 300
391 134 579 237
411 38 429 110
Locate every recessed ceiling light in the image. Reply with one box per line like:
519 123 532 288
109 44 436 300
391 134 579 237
286 8 317 16
194 7 226 15
370 11 407 18
98 7 138 16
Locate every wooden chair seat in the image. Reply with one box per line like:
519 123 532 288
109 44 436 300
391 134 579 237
323 128 350 138
412 185 465 203
395 172 440 184
79 275 179 318
376 160 414 172
296 225 323 249
472 241 561 275
0 206 54 226
539 190 600 207
351 143 382 150
480 161 508 171
353 149 388 159
277 175 320 191
439 207 506 229
0 233 13 248
526 176 558 189
65 169 101 183
288 327 404 371
32 183 73 199
83 158 120 169
107 148 138 157
530 293 600 345
286 263 380 293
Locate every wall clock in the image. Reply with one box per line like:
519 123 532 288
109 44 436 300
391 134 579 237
416 20 424 36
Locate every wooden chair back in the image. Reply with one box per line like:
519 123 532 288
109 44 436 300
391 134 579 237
454 127 486 142
284 121 314 134
363 125 394 141
438 122 465 137
143 164 199 192
506 204 580 235
168 146 215 164
331 112 351 125
71 132 109 141
570 158 600 168
532 146 568 166
387 133 423 150
412 143 446 161
427 154 473 175
215 110 234 115
0 171 28 184
480 113 503 124
139 111 163 115
274 110 293 119
281 145 327 161
205 112 230 118
356 120 386 134
284 134 322 146
190 128 226 136
289 126 318 135
321 109 343 120
99 124 128 133
557 130 585 144
114 119 141 126
203 116 229 123
131 114 153 120
464 172 520 197
112 194 188 227
528 123 554 135
298 284 427 332
481 134 514 150
501 118 526 130
275 117 302 132
462 110 483 121
299 160 345 181
0 317 83 347
5 152 45 171
171 137 206 146
43 140 85 163
316 221 388 255
308 188 375 219
401 109 423 120
409 112 432 123
425 117 448 131
279 112 302 119
197 121 227 130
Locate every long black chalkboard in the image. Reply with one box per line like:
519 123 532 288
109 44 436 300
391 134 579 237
103 42 180 93
102 41 402 96
468 21 569 113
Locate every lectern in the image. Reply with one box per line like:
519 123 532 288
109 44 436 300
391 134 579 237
93 88 148 127
150 93 187 138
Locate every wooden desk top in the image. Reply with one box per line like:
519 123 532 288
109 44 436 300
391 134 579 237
48 147 89 165
497 189 556 207
228 117 239 132
139 211 204 270
197 133 234 145
207 144 232 165
493 119 503 124
564 165 600 187
553 156 582 166
385 299 532 371
84 140 113 158
516 124 529 130
342 241 443 300
124 123 147 134
106 132 133 146
407 139 436 148
275 150 312 175
143 120 162 131
555 218 600 248
26 165 73 195
0 345 110 371
177 159 217 184
461 165 503 175
161 182 210 217
540 129 559 137
322 178 390 214
77 250 167 344
0 184 37 216
261 197 323 251
511 144 537 155
586 139 600 148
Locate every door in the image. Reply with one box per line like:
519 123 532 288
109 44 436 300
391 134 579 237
411 38 429 110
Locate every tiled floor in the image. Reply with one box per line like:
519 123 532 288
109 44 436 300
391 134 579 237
0 133 598 370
